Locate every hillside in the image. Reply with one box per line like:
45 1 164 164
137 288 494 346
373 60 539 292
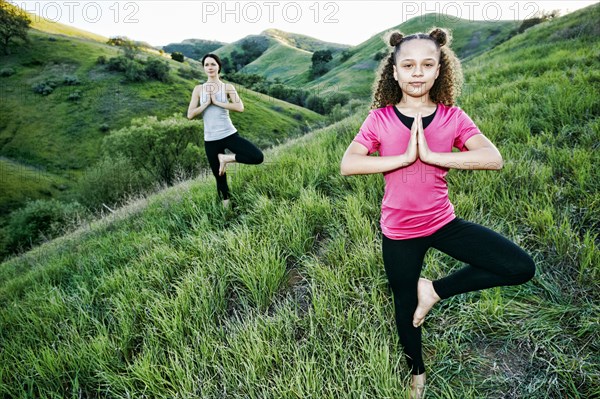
0 3 598 398
302 14 519 97
0 26 325 221
213 30 349 83
161 38 227 61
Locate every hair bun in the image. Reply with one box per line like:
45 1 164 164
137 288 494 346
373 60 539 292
389 31 404 47
429 28 449 46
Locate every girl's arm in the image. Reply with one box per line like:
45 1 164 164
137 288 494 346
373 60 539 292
416 113 503 170
420 132 503 170
211 83 244 112
340 124 418 176
187 85 210 119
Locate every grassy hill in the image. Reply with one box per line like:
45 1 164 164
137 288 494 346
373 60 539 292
214 30 349 84
161 38 227 61
301 14 519 96
0 24 325 221
0 3 599 398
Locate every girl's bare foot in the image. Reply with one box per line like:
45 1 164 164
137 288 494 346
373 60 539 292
409 373 426 399
413 278 441 328
222 199 230 208
218 153 236 176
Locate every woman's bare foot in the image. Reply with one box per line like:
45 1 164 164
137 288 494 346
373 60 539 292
409 373 426 399
218 153 236 176
413 278 441 328
222 199 230 208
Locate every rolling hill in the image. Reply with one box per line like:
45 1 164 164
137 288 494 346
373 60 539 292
302 14 520 97
212 29 349 83
0 3 598 398
0 14 325 222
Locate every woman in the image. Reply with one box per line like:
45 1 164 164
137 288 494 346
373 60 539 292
340 28 535 398
187 53 264 207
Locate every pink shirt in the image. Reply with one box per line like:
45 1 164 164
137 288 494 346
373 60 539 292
353 103 482 239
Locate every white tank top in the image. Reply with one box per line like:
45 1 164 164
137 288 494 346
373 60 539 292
200 82 237 141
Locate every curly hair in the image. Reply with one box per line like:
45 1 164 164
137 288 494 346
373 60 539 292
371 27 463 108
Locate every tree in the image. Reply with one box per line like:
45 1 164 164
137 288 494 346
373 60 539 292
171 51 184 62
310 49 333 78
0 0 31 55
517 9 560 33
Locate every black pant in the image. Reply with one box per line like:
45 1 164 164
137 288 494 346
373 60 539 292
382 217 535 375
204 132 264 200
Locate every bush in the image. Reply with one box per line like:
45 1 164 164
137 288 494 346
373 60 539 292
3 199 89 255
67 91 81 101
171 51 184 62
0 67 15 77
74 154 155 210
96 55 107 65
32 79 58 95
373 50 389 61
124 61 147 82
99 123 110 132
63 75 80 85
106 56 130 72
144 58 170 82
102 114 205 186
341 49 353 62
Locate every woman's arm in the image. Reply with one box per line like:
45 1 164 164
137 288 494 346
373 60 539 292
187 85 210 119
211 83 244 112
340 122 418 176
415 113 503 170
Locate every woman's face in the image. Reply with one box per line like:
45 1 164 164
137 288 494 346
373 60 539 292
393 39 441 99
204 57 219 77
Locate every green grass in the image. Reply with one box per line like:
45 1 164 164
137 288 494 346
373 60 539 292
0 4 599 398
0 28 324 220
0 157 70 216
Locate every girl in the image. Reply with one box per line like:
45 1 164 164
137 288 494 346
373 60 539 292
187 53 264 207
340 28 535 398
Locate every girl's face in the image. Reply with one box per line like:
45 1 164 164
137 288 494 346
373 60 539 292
393 39 441 100
204 57 219 77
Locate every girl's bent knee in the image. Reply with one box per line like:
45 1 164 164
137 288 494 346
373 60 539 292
516 255 536 283
256 152 264 164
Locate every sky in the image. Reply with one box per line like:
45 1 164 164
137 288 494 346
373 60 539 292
11 0 599 47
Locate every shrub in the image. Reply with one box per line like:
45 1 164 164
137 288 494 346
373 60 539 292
106 55 130 72
171 51 184 62
144 58 170 82
102 114 205 186
32 80 58 95
63 75 80 85
67 91 81 101
96 55 107 65
124 61 147 82
3 199 89 254
0 67 15 77
74 154 155 210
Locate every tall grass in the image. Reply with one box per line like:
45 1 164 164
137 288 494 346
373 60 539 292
1 5 599 399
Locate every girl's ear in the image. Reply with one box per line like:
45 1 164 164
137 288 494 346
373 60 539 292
393 64 398 81
434 63 440 80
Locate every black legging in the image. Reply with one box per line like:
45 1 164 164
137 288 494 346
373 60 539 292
204 132 263 199
382 217 535 375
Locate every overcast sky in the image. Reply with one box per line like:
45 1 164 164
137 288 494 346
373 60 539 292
12 0 599 47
